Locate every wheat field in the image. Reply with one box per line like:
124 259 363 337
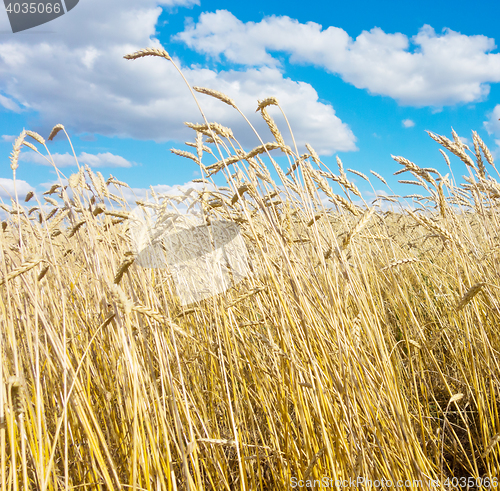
1 48 500 490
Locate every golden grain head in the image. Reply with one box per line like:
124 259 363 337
256 97 279 112
26 130 45 145
370 170 387 186
48 124 64 141
123 47 171 61
193 86 237 108
9 130 27 171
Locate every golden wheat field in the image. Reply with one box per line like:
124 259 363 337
2 48 500 490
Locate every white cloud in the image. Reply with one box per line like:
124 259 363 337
0 1 356 156
484 104 500 135
483 106 500 161
0 0 200 36
1 135 16 142
402 119 415 128
79 152 134 168
20 152 72 167
0 178 35 199
190 66 356 154
0 94 21 112
19 151 134 168
176 12 500 107
494 140 500 160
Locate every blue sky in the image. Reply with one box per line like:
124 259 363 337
1 0 500 204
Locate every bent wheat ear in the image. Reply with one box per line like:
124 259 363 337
26 130 45 145
114 252 136 285
22 141 37 152
123 48 171 61
171 149 200 165
48 124 64 141
256 97 279 111
456 283 486 311
246 142 281 159
193 86 237 108
347 169 369 182
370 170 387 185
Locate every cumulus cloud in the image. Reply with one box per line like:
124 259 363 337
483 105 500 160
402 119 415 128
1 135 16 142
78 152 134 168
176 11 500 107
0 178 35 199
20 151 134 168
494 140 500 160
0 93 21 112
191 67 356 154
0 1 356 155
484 104 500 135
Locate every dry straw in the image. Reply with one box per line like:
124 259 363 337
4 50 500 489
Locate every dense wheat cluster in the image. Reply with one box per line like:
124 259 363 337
1 49 500 490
